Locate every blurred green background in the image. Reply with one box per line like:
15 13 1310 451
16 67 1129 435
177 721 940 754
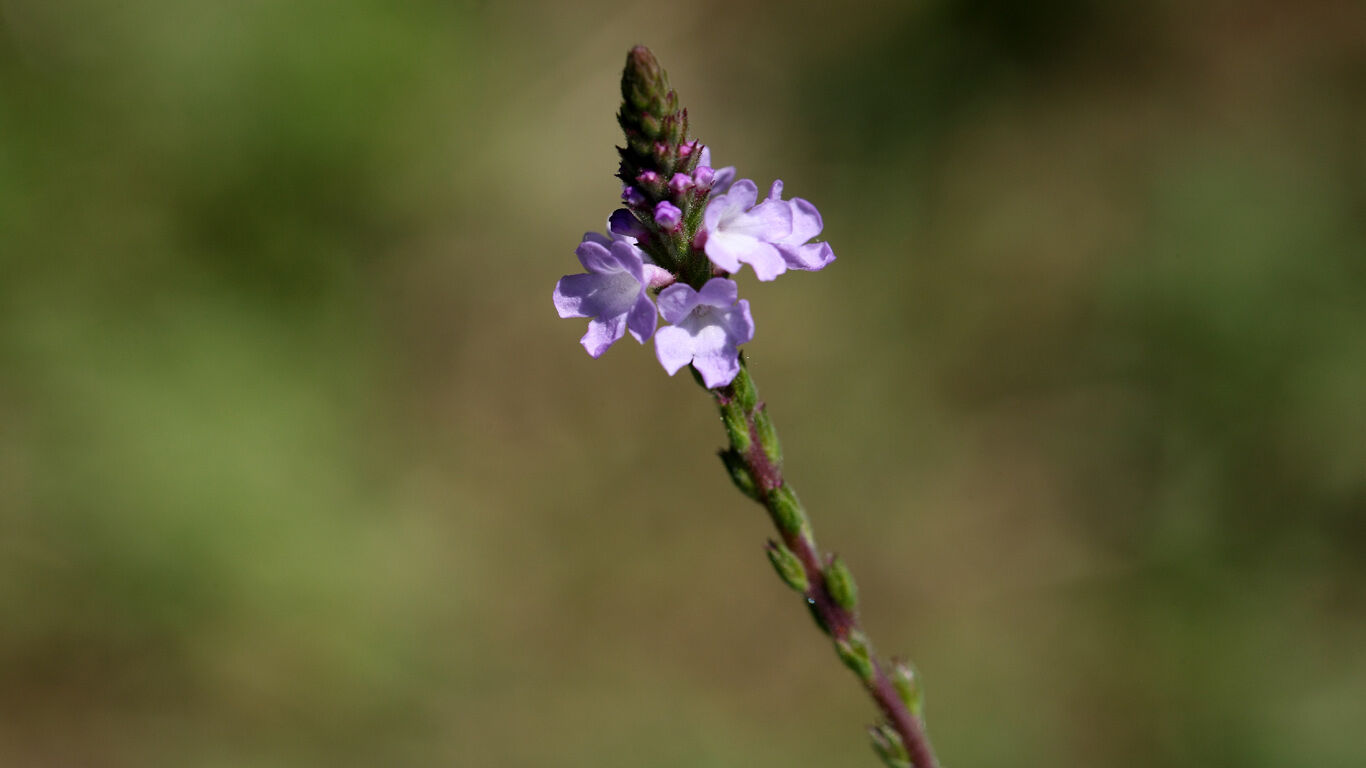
3 1 1364 766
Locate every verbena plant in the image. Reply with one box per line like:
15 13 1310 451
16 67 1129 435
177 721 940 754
552 46 940 768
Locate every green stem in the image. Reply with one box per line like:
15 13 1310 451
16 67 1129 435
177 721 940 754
703 357 940 768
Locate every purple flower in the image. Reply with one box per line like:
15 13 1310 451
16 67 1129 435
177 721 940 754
765 180 836 271
696 146 735 195
701 179 794 281
654 278 754 388
553 234 658 357
608 208 650 241
654 200 682 231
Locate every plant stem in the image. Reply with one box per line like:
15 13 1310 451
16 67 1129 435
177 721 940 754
705 358 940 768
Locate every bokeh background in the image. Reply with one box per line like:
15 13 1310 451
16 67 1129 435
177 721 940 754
3 1 1364 766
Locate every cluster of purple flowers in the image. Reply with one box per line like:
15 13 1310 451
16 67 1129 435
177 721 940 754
553 147 835 388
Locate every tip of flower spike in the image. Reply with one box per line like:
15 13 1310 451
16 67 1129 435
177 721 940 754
621 46 670 113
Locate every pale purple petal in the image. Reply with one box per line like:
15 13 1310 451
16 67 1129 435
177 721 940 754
729 199 792 241
725 298 755 343
718 179 759 214
581 313 628 358
698 146 712 169
692 346 741 388
701 231 747 274
653 325 696 375
711 166 736 195
742 242 788 281
581 231 614 249
627 293 658 342
607 240 646 284
552 273 599 318
696 277 739 308
784 197 824 243
656 282 700 324
765 187 837 272
575 240 617 273
778 241 835 271
553 269 640 321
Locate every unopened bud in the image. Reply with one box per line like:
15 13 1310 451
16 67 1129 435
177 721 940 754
869 723 911 768
889 658 925 718
654 201 682 231
765 540 808 592
719 449 759 501
825 555 858 612
835 630 875 683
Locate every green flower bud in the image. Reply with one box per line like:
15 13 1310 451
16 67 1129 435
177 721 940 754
825 555 858 612
890 658 925 718
869 723 911 768
720 400 752 454
835 630 875 683
768 485 807 538
765 540 809 592
754 407 781 464
719 449 759 501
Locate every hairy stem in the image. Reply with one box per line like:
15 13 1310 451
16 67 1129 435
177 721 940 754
705 358 939 768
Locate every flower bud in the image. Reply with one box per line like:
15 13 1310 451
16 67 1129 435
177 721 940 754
869 723 911 768
668 173 693 195
654 201 682 231
765 540 809 592
825 555 858 612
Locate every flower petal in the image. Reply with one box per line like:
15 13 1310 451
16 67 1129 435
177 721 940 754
696 277 739 308
724 299 755 345
581 313 627 358
785 197 824 244
702 231 748 274
653 324 695 375
778 241 835 271
744 242 789 282
711 166 736 196
552 273 599 318
575 240 618 273
627 293 657 343
655 282 700 324
692 347 741 388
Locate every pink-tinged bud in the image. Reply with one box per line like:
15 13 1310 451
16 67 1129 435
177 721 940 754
636 170 661 187
694 166 715 188
679 141 696 158
668 173 693 195
654 201 682 231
